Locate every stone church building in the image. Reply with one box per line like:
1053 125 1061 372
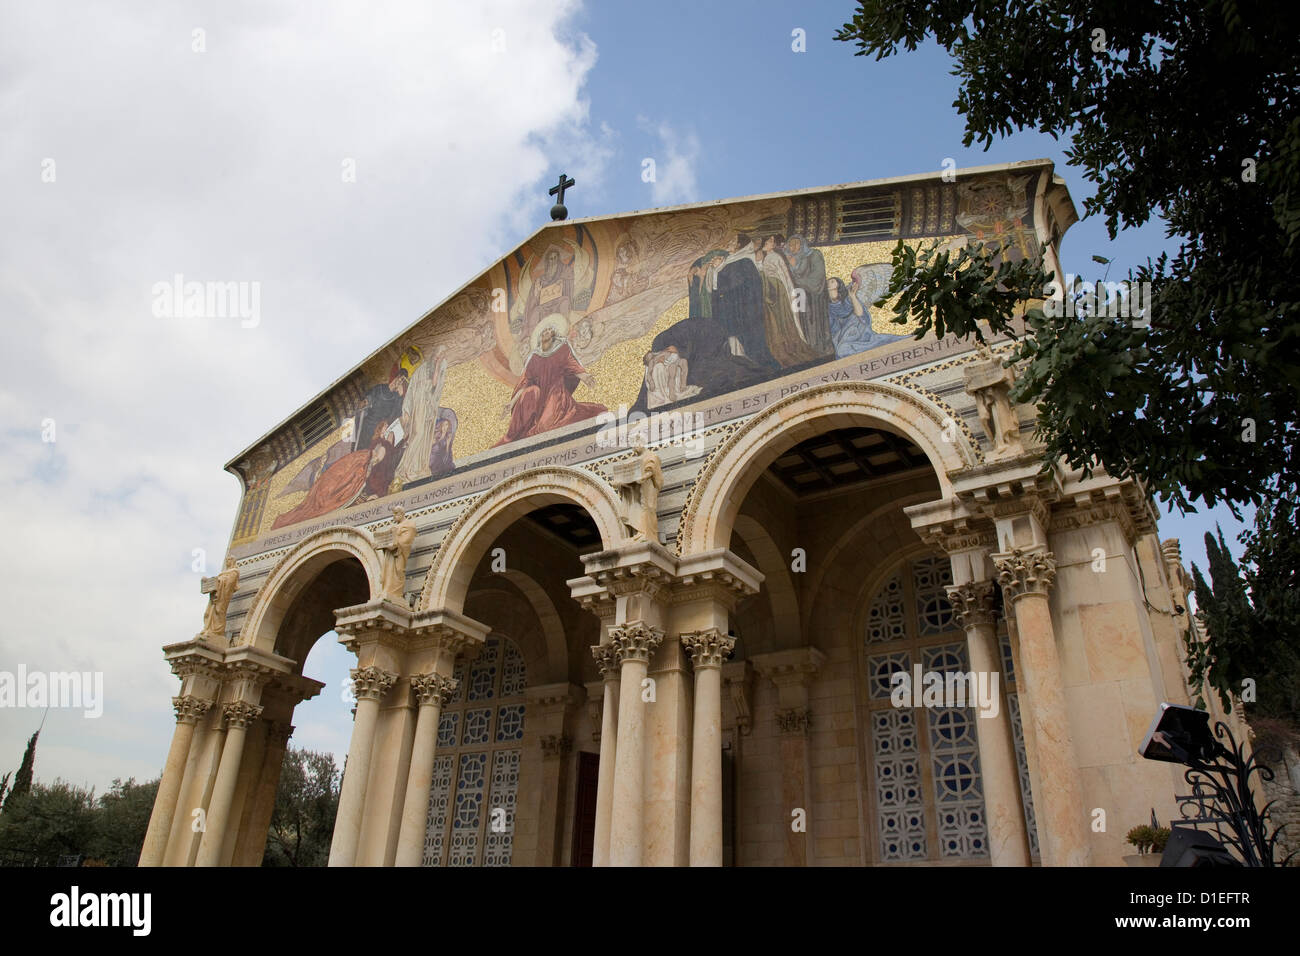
142 159 1215 866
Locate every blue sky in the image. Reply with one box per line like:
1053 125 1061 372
0 1 1249 791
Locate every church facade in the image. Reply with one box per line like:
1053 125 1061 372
142 159 1215 866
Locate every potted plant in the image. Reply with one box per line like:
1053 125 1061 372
1124 824 1171 866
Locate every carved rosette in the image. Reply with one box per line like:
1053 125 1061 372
410 672 458 708
945 581 997 630
172 695 212 725
222 700 263 730
680 628 736 670
540 734 573 759
350 666 398 702
608 621 664 665
590 643 618 681
775 708 811 736
994 548 1057 602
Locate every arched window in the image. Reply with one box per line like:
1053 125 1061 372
860 554 1035 863
422 634 527 867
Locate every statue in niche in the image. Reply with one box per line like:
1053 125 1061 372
611 442 663 542
963 344 1024 460
200 556 240 639
375 506 417 602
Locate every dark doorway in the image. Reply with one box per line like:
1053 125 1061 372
570 751 600 866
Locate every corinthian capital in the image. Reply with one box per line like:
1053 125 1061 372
350 665 398 702
591 643 619 681
993 548 1057 601
172 695 212 725
410 672 458 708
680 628 736 670
945 581 997 630
608 621 664 664
222 699 263 730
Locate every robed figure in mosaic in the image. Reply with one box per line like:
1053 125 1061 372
496 316 607 446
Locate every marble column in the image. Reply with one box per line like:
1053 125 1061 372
590 643 620 867
946 580 1031 866
195 700 263 866
235 720 294 866
393 672 458 866
607 621 663 866
328 665 397 867
139 695 210 866
994 547 1089 866
682 627 735 866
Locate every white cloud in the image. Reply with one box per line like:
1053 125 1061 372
636 117 701 206
0 0 607 791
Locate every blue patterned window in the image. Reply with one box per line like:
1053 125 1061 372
861 556 998 864
423 633 526 867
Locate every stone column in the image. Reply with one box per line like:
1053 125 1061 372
527 683 584 865
994 547 1089 866
682 628 735 866
328 665 397 867
590 643 620 867
607 621 664 866
752 648 825 867
393 672 458 867
195 699 263 866
139 695 210 866
946 580 1031 866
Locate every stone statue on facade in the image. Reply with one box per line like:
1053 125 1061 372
200 556 240 639
611 442 663 542
963 344 1024 460
375 506 417 602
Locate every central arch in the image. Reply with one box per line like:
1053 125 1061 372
418 466 624 615
676 380 976 556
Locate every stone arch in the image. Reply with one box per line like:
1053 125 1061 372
731 514 801 649
239 526 384 656
493 570 568 685
676 380 975 555
418 466 624 615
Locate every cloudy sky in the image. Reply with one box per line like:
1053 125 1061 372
0 0 1249 794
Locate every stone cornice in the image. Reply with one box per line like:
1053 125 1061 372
332 600 489 655
608 621 665 665
1050 474 1159 543
524 681 586 711
906 498 997 555
751 647 827 688
994 548 1057 602
163 638 227 683
680 628 736 670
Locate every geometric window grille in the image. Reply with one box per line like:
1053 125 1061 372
422 633 526 867
862 556 991 863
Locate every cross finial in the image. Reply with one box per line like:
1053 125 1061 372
549 173 575 221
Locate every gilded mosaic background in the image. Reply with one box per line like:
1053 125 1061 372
230 173 1039 544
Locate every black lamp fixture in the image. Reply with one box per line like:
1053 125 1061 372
1139 702 1281 867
